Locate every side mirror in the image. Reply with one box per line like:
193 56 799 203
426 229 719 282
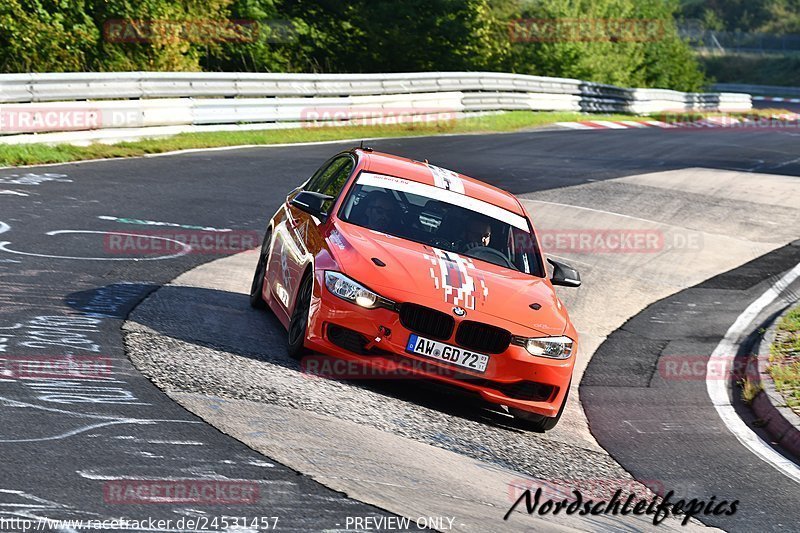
548 258 581 287
290 191 333 222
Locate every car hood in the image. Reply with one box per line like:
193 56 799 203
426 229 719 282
326 222 568 336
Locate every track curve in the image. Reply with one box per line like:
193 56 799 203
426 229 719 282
1 127 799 531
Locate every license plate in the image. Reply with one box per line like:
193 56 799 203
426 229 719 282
406 334 489 373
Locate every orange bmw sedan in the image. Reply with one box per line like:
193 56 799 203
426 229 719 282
250 148 581 431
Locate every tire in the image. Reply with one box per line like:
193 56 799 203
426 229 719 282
287 273 313 360
511 381 570 432
249 230 271 309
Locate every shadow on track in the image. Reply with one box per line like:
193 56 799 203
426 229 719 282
87 283 537 434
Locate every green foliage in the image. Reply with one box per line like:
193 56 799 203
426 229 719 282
0 0 706 90
505 0 704 90
267 0 505 72
701 54 800 87
0 0 98 72
770 306 800 411
637 0 706 91
202 0 292 72
91 0 234 71
679 0 800 34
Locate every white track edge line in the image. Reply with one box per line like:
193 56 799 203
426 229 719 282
706 260 800 485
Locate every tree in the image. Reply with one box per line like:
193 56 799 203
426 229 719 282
202 0 294 71
89 0 234 71
272 0 506 72
505 0 704 90
0 0 98 72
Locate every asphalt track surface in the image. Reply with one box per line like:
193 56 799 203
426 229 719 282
0 126 798 531
582 242 800 533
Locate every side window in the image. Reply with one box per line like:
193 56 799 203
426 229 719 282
307 156 355 213
305 158 337 193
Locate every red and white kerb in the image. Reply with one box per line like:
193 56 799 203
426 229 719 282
425 248 488 310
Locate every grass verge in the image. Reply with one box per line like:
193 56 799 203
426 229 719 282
0 111 645 168
740 376 764 405
769 306 800 414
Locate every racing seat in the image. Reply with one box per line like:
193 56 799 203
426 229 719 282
419 199 446 233
346 193 371 226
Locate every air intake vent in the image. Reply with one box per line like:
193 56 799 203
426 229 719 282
399 303 454 340
499 381 556 402
455 321 511 354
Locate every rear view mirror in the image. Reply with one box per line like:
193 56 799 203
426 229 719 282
290 191 333 221
548 258 581 287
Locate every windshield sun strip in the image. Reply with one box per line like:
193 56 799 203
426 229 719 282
356 172 530 232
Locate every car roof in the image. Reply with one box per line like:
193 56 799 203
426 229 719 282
353 149 525 217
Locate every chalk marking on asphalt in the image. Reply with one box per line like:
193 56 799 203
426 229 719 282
0 394 200 443
707 260 800 485
75 471 246 481
146 440 206 446
98 215 232 232
0 230 191 261
767 156 800 170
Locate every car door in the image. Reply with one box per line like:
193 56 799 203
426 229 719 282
268 155 356 316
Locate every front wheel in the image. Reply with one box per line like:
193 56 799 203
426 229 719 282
287 273 313 360
510 381 570 432
249 230 271 309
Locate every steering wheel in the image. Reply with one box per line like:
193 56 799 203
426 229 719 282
465 246 516 269
430 237 456 249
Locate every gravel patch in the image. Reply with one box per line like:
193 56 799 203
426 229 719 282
123 284 629 483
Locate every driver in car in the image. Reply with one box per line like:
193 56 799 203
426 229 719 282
461 218 492 252
361 191 397 233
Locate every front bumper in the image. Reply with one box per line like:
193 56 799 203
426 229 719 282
305 273 575 418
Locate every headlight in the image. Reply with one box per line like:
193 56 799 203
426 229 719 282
324 271 393 310
524 336 574 359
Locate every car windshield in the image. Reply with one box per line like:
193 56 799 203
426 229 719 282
339 171 544 277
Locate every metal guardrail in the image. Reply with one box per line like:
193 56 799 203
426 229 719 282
0 72 752 143
0 72 616 103
712 83 800 98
